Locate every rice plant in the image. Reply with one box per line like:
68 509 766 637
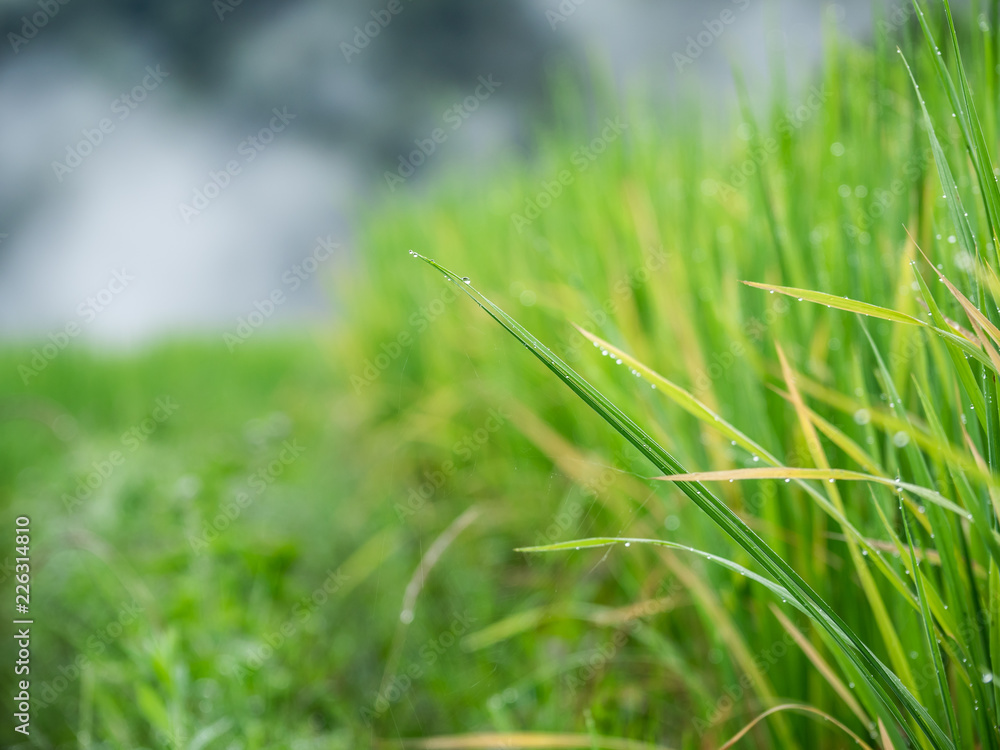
387 0 1000 746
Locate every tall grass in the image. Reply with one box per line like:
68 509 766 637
13 1 1000 747
345 1 1000 746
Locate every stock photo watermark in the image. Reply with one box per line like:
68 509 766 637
674 0 752 71
546 0 587 29
34 598 145 710
705 85 830 199
19 268 135 384
395 407 512 520
693 629 796 735
843 147 931 244
61 396 180 512
690 295 790 396
510 116 627 233
230 567 350 681
224 235 339 351
384 75 502 192
7 0 72 53
188 438 306 551
178 106 296 222
51 64 170 182
350 283 462 393
360 611 477 725
563 581 683 694
340 0 415 61
213 0 244 21
555 248 669 361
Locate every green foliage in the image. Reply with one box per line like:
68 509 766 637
9 1 1000 748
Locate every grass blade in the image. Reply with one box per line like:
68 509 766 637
416 253 952 748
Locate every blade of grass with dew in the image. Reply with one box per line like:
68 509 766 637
414 253 953 748
516 537 799 613
903 499 963 744
742 281 996 374
776 341 920 695
913 0 1000 269
769 604 870 727
651 467 965 516
764 363 999 488
909 369 1000 743
866 318 998 709
494 393 794 738
577 326 919 600
899 44 979 263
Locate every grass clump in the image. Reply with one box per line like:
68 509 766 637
10 1 1000 748
349 1 1000 747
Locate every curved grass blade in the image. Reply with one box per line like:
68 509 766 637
717 704 878 750
517 536 798 609
651 467 967 517
414 253 952 748
577 327 921 602
374 732 675 750
743 281 995 374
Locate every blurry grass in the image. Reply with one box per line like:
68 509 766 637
7 1 1000 748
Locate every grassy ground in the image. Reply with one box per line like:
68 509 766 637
6 2 1000 748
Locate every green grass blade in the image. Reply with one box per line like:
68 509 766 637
416 253 953 749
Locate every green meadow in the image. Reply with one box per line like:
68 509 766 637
7 1 1000 747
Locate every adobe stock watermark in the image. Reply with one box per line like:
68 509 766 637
19 268 135 384
230 568 350 681
690 295 789 397
563 580 684 694
509 117 628 233
34 598 145 709
693 629 796 735
7 0 72 54
555 248 669 362
62 396 180 512
360 611 477 725
51 64 169 182
178 106 296 223
213 0 245 21
843 148 930 244
384 75 502 192
395 407 511 520
530 448 640 551
546 0 587 29
350 284 461 393
224 235 339 351
877 1 915 35
340 0 414 62
188 439 306 552
704 85 830 199
674 0 751 71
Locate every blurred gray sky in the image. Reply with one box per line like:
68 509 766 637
0 0 884 344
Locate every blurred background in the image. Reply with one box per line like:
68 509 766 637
6 1 985 748
0 0 877 344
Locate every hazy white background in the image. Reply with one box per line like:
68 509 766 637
0 0 881 344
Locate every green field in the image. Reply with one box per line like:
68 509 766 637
8 1 1000 748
